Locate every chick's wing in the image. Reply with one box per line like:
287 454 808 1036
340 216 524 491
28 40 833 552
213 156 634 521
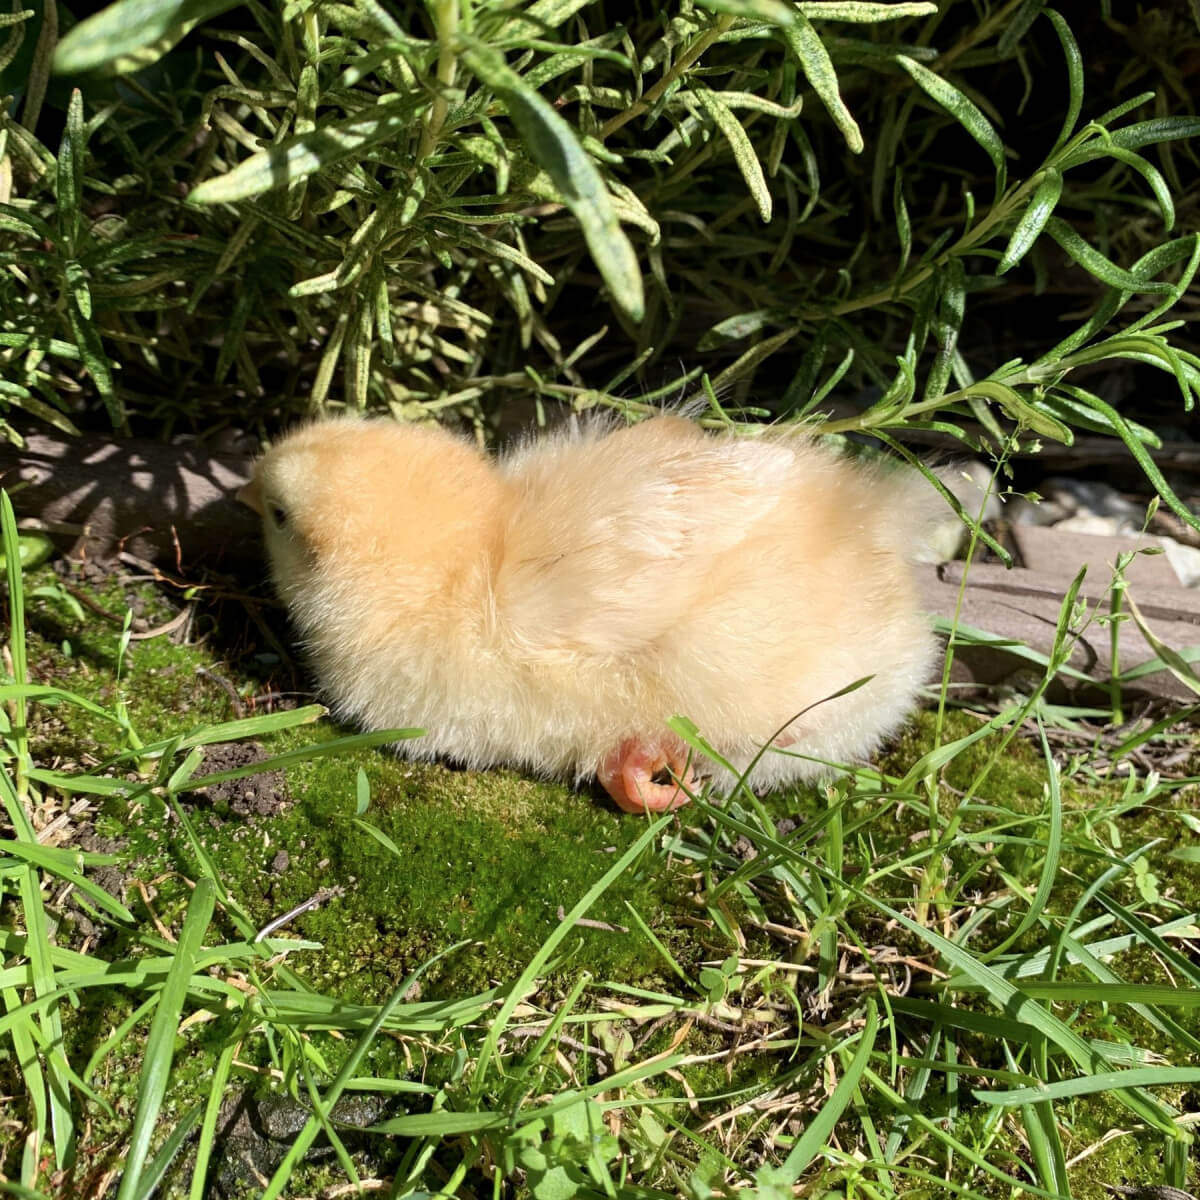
494 420 796 656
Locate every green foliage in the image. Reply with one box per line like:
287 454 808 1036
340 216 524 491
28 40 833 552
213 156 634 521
0 0 1193 477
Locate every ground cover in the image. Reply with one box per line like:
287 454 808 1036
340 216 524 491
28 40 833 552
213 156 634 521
2 529 1199 1197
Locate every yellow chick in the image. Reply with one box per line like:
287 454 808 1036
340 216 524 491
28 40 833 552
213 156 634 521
239 415 939 812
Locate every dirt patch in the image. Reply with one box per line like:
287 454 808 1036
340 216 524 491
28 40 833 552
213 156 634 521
54 554 120 589
191 741 290 817
76 824 128 900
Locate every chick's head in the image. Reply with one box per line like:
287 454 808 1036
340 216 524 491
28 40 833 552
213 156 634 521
240 418 506 638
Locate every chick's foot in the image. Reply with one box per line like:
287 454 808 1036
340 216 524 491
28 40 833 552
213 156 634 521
598 735 697 813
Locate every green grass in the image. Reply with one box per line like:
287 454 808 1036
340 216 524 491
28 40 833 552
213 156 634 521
3 541 1200 1198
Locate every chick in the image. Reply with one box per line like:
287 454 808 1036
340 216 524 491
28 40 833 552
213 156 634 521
239 415 940 812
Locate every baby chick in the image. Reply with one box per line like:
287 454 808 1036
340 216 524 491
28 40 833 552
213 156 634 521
240 415 940 812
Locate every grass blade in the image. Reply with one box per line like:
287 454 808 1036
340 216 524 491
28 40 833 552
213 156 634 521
174 728 424 792
260 941 473 1200
980 718 1063 960
977 1066 1200 1106
130 1103 203 1200
115 877 216 1200
1 493 30 793
471 812 671 1094
173 705 327 750
758 1000 877 1185
2 842 134 922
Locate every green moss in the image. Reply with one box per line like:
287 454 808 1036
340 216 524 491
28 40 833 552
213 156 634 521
245 747 676 996
25 567 690 998
7 568 1199 1196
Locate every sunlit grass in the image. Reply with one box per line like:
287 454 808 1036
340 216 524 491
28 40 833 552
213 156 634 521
3 499 1200 1196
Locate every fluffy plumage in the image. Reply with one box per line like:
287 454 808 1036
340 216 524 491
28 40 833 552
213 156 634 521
240 415 940 811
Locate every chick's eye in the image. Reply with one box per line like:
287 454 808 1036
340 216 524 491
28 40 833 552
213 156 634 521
267 502 288 529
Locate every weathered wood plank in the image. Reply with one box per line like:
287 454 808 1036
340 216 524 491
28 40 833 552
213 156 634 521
1010 523 1181 591
920 568 1198 703
0 431 259 572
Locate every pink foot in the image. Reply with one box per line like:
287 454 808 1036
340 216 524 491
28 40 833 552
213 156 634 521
597 735 697 813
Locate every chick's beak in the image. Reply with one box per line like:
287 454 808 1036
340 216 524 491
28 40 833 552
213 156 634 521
236 475 265 515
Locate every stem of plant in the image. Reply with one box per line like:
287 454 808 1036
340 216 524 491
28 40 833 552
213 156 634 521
420 0 460 161
599 14 735 139
928 0 1030 74
1110 574 1125 728
803 178 1035 329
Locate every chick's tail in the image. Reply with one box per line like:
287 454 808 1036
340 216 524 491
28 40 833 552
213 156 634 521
871 459 1000 565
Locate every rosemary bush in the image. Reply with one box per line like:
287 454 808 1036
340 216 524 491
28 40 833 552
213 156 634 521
0 1 1195 482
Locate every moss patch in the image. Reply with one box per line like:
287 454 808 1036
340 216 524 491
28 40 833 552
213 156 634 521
5 566 1199 1197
